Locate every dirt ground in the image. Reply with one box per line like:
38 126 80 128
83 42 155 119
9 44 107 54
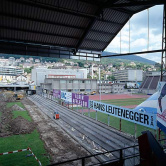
0 102 35 137
22 98 92 165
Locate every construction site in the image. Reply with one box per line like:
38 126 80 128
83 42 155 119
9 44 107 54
0 0 166 166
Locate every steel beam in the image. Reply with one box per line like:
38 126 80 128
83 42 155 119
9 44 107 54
89 30 115 36
102 15 131 51
0 26 80 40
161 3 166 81
0 39 75 49
0 40 101 58
7 0 98 19
0 12 85 30
113 8 134 15
0 12 118 35
104 0 165 8
96 19 123 26
75 1 109 51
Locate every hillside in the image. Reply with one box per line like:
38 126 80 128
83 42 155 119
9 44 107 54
102 51 156 65
0 52 157 65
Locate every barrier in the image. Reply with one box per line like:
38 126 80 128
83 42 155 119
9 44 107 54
0 147 42 166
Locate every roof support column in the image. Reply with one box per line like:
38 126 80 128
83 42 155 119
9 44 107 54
161 3 166 81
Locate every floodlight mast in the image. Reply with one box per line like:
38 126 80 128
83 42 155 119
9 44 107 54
161 3 166 81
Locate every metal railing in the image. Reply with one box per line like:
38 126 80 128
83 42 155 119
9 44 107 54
48 145 140 166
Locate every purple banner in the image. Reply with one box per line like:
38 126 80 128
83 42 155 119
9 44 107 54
53 89 61 99
72 93 89 107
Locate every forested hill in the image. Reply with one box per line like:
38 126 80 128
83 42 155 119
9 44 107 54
0 52 157 65
102 51 156 65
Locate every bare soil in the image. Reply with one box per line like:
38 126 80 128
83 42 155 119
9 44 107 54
22 98 92 164
0 101 34 137
10 116 35 135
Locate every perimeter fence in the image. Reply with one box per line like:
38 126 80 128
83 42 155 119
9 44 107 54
43 93 166 139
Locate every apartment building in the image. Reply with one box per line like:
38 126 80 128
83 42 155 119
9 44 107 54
0 66 24 83
0 66 23 76
98 83 125 93
112 69 143 83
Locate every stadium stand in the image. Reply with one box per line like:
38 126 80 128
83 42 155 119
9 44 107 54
139 75 166 94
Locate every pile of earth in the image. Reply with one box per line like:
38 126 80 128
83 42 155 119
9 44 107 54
0 103 13 137
11 104 25 111
10 116 35 135
0 93 15 102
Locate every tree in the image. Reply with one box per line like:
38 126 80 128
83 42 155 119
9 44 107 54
107 75 116 81
24 68 31 73
24 66 34 74
78 62 84 67
87 75 92 79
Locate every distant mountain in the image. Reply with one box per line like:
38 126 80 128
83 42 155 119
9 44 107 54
102 51 156 65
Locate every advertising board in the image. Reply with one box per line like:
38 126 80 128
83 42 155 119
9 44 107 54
61 91 72 103
53 89 61 99
72 93 89 107
89 100 156 129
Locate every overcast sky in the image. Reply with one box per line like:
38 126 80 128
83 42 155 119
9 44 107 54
105 5 164 63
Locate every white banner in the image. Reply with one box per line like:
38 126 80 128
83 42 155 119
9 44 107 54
61 91 72 103
89 100 156 129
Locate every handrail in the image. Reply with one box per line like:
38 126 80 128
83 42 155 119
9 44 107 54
48 144 139 166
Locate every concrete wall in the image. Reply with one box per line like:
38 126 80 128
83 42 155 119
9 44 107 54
43 78 97 93
128 70 143 81
32 68 87 86
111 84 125 93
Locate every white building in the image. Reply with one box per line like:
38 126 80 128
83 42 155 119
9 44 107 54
16 75 27 85
16 75 27 82
35 59 40 63
0 59 9 66
104 71 112 80
112 69 143 83
0 66 24 83
0 66 24 76
31 68 88 86
8 57 15 66
98 83 125 94
54 62 65 67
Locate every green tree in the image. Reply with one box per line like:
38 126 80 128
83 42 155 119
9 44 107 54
87 75 92 79
24 68 31 73
24 66 34 74
78 62 84 67
107 75 115 81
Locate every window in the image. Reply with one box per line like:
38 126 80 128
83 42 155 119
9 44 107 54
86 80 90 83
60 80 66 83
73 80 78 83
81 80 85 83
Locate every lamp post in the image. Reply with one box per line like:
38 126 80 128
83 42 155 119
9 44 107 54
99 65 101 102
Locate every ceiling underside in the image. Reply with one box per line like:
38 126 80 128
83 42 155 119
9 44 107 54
0 0 164 59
